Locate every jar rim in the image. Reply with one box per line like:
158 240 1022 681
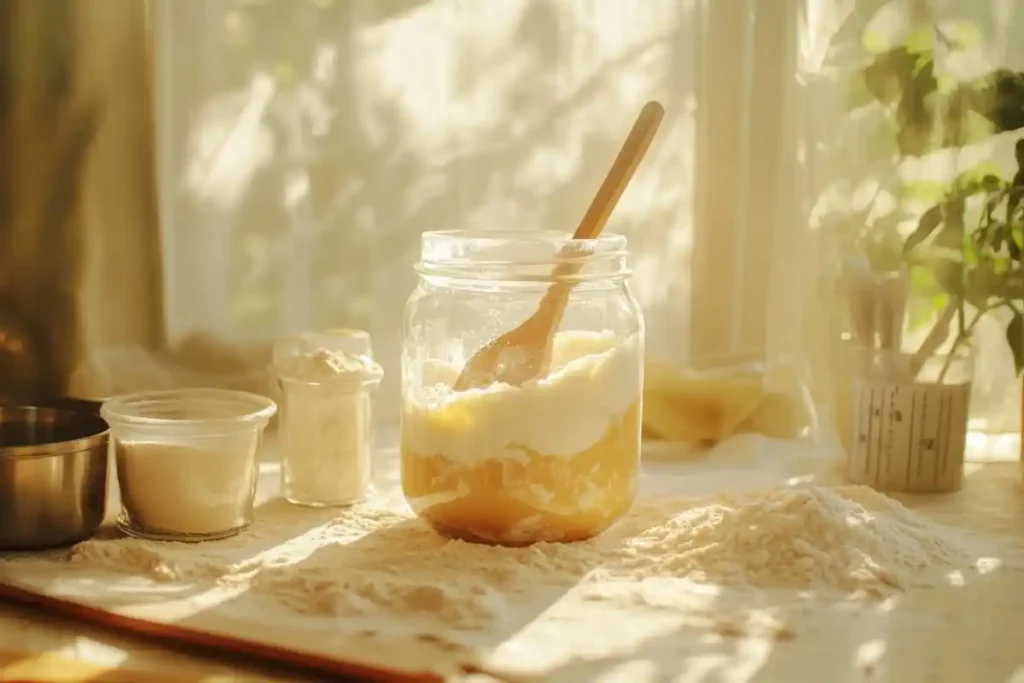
420 230 627 261
417 230 629 283
101 388 277 433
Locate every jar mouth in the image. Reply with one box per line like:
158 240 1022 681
417 230 630 283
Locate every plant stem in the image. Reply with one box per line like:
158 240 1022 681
937 306 986 383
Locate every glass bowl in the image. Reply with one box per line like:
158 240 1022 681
101 388 277 542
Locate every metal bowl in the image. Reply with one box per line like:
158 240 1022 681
0 396 105 415
35 397 105 416
0 406 110 551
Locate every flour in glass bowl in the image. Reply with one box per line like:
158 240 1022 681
116 437 260 538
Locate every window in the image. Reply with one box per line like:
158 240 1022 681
152 0 722 425
73 0 1018 441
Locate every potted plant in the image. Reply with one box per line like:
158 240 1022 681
813 7 1024 491
844 150 1022 492
889 142 1024 489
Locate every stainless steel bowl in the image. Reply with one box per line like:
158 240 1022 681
1 396 105 416
0 406 109 550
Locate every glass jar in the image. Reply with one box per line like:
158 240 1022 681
273 329 384 508
401 230 644 546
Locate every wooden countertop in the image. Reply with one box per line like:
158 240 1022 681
0 602 301 682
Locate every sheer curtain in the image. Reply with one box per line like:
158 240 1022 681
0 0 160 400
94 0 1018 444
148 0 792 430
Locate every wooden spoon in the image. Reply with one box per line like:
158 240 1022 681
453 101 665 391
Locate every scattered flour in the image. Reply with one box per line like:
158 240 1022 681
37 483 995 634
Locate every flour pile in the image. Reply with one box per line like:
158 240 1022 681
44 484 989 630
607 485 979 593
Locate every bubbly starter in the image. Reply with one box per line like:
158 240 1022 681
401 332 642 545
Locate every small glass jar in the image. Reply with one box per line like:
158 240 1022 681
274 329 383 507
401 230 644 546
101 388 277 542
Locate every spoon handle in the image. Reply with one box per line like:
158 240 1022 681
541 101 666 328
573 100 665 240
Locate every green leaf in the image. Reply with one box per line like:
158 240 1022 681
904 25 933 54
910 263 943 295
955 109 1001 147
1006 313 1024 375
822 0 896 67
954 161 1004 193
965 262 1008 307
901 181 947 204
1009 227 1022 260
906 266 949 331
981 193 1006 230
865 68 1024 156
863 30 889 54
910 248 965 297
869 117 901 159
935 73 958 95
846 71 877 111
1008 186 1024 226
943 21 983 50
1007 273 1024 299
972 69 1024 135
934 261 965 296
904 205 943 253
993 222 1014 251
863 56 905 106
934 221 965 251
